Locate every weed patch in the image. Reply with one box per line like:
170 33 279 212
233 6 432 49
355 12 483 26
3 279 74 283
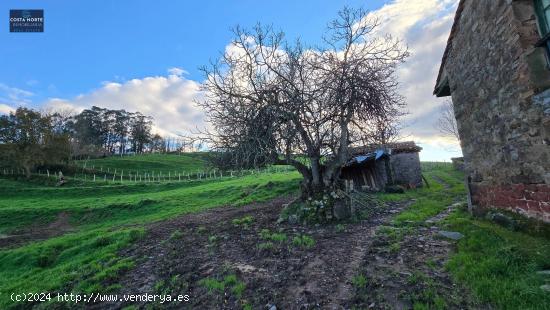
292 234 315 248
198 273 246 299
259 229 287 242
232 216 254 229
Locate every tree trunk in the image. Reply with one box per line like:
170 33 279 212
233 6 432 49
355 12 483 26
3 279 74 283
23 165 31 179
310 157 322 188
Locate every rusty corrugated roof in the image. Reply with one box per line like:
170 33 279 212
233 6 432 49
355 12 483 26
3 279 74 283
350 141 422 156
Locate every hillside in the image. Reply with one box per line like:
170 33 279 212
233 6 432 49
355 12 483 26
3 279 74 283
0 163 548 309
76 153 209 174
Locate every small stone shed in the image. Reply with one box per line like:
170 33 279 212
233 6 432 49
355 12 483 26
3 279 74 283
340 142 423 191
434 0 550 222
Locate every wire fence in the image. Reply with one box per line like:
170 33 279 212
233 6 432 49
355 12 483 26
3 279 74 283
421 161 453 172
1 165 296 185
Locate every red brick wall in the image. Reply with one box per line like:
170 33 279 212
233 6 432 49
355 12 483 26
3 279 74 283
471 183 550 223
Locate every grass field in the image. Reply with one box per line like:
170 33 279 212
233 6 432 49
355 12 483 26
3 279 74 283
76 153 209 174
0 154 301 308
0 157 548 309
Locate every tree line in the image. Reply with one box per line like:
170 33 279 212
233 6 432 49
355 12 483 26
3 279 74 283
0 106 193 178
70 106 154 155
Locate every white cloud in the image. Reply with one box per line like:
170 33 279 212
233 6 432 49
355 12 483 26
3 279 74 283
168 67 188 77
0 83 34 106
367 0 461 159
0 103 16 115
45 68 204 137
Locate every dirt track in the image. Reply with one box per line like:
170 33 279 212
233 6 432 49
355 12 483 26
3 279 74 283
0 212 73 249
98 196 476 309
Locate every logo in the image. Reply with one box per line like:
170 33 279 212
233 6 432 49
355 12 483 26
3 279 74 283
10 10 44 32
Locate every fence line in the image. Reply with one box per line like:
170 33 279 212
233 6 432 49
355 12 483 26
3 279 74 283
1 165 295 186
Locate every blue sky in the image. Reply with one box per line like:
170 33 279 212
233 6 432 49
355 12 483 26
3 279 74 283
0 0 462 161
1 0 385 100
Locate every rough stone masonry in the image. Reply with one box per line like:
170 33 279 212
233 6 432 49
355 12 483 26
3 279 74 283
434 0 550 222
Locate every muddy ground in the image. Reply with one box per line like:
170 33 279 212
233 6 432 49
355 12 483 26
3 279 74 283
93 194 480 309
0 212 74 249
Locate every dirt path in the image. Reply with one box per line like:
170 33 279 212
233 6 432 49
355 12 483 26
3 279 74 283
431 175 451 189
0 212 73 249
96 197 414 309
350 202 482 309
89 189 483 310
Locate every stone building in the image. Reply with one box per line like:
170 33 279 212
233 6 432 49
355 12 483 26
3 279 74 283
434 0 550 222
340 142 423 191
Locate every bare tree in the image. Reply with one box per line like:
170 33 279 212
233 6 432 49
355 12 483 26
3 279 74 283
436 100 460 140
359 112 404 146
198 7 408 199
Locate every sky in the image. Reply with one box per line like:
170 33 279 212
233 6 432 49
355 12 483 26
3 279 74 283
0 0 462 161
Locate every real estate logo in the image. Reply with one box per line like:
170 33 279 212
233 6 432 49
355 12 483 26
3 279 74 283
9 10 44 32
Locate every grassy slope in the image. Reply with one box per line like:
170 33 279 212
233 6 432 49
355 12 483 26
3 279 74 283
75 153 208 173
1 161 549 309
376 163 550 310
444 210 550 309
0 171 300 308
378 164 466 226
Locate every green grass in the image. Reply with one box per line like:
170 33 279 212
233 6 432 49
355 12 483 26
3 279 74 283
377 163 466 226
76 153 208 174
291 234 315 248
0 168 300 309
259 229 287 243
352 274 368 288
375 162 550 309
443 210 550 309
199 274 246 298
2 160 549 309
232 215 254 229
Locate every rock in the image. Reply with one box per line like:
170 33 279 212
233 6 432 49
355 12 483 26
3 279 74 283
541 285 550 292
288 215 299 225
333 199 351 220
486 212 516 229
372 239 389 247
266 304 277 310
385 185 405 194
438 231 464 240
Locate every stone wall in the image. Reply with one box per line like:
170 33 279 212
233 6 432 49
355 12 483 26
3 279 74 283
471 183 550 222
390 152 423 187
443 0 550 222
